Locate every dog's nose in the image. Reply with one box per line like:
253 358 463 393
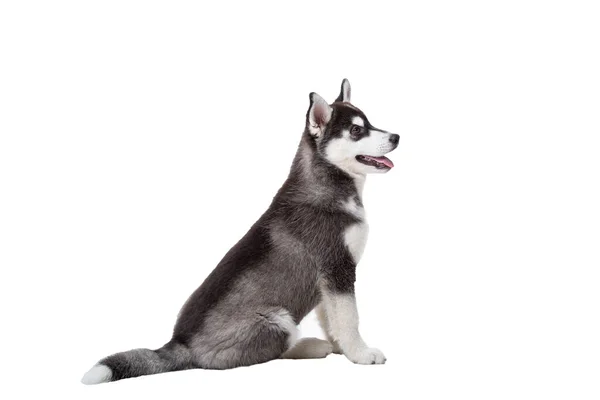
389 134 400 145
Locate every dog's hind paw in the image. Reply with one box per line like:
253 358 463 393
282 337 334 359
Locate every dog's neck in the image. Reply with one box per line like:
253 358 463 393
276 135 364 210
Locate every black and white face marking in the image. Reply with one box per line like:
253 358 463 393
324 109 399 175
305 80 400 176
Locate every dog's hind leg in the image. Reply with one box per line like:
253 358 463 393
192 307 299 369
281 337 333 359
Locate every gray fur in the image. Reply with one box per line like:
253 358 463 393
83 80 398 383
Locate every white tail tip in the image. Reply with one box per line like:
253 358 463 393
81 364 112 385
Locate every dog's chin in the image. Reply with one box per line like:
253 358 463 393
355 155 394 174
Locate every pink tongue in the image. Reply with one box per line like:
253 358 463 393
368 156 394 168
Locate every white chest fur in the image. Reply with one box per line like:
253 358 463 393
344 222 369 263
343 196 369 264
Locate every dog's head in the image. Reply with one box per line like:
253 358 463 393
305 79 399 176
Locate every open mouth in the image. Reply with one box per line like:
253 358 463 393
356 155 394 170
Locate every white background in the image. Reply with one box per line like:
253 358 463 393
1 1 599 399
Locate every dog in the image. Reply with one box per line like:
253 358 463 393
82 79 400 384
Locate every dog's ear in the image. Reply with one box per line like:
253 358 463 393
307 92 332 137
335 78 351 103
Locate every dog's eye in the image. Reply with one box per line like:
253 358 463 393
350 125 363 135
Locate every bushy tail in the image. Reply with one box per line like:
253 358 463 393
81 340 192 385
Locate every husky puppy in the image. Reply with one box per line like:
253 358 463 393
82 79 400 384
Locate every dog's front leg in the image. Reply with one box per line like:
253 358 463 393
320 286 386 365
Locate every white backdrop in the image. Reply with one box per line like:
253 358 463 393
1 1 599 399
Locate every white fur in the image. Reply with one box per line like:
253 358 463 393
81 364 112 385
319 291 386 365
352 116 364 127
272 308 299 349
315 303 342 354
345 345 386 365
358 129 395 157
343 196 368 266
344 223 369 263
325 129 395 176
281 337 333 359
343 196 365 220
341 79 351 102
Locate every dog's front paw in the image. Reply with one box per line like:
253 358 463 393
346 347 386 365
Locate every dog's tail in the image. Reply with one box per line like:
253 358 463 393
81 340 192 385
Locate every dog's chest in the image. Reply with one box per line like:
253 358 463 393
343 198 369 264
